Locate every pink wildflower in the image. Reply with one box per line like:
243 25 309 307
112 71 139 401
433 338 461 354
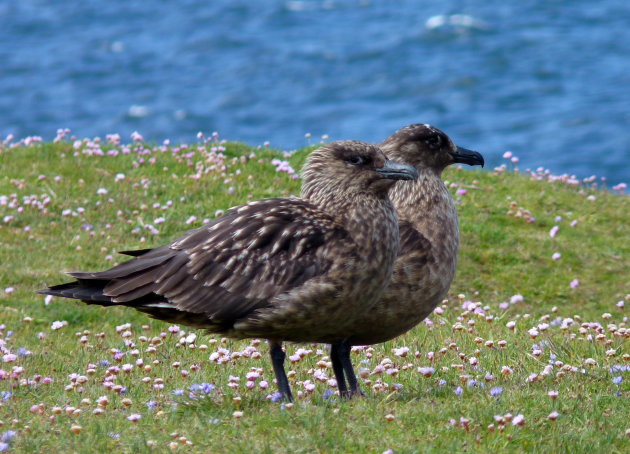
512 414 525 426
510 294 524 304
2 354 17 363
131 131 144 142
570 279 580 288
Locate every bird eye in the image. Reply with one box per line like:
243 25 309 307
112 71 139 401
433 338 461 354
348 155 364 166
426 135 440 147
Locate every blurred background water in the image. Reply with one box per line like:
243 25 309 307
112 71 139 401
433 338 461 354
1 0 629 183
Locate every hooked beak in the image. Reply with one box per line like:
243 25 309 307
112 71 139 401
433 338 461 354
376 159 419 181
450 147 484 167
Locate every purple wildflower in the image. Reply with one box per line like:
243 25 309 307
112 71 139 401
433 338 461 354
199 382 215 394
1 432 16 443
454 386 463 396
490 387 503 397
189 384 203 393
322 389 334 400
467 379 484 389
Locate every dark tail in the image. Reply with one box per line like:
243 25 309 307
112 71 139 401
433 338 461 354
37 279 223 331
35 244 225 330
118 248 153 257
37 280 116 306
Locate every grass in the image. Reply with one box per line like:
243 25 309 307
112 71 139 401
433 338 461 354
0 134 628 453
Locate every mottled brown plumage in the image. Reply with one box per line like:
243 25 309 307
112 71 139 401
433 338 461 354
326 125 483 397
347 124 484 346
38 140 418 400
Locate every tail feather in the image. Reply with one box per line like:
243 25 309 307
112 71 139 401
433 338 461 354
68 247 174 281
37 281 227 331
119 248 153 257
37 281 115 305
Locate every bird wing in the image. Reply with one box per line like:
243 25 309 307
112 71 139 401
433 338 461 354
67 198 349 323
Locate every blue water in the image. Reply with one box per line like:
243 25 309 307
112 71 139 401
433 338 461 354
1 0 629 183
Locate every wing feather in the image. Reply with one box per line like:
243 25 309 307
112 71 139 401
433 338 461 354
64 198 347 328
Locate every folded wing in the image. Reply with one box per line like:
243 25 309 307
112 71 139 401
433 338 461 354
41 198 349 330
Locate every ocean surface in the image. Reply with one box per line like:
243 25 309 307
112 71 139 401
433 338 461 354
1 0 629 183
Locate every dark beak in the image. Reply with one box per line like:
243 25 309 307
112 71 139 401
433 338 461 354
376 159 419 181
450 147 484 167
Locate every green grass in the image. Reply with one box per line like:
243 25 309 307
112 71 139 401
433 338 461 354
1 138 628 453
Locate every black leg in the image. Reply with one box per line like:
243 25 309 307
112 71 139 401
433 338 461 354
330 342 349 397
269 341 293 402
338 340 364 397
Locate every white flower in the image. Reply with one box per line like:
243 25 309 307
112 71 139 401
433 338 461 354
51 320 66 330
512 414 525 426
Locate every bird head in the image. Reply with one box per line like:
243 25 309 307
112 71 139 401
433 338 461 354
380 124 484 173
301 140 419 201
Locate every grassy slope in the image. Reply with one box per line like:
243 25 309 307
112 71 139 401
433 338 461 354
0 140 628 453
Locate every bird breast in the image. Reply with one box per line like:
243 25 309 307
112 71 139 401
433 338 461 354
346 175 460 345
233 196 401 343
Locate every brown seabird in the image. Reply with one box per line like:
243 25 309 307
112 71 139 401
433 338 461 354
38 140 418 401
324 124 484 396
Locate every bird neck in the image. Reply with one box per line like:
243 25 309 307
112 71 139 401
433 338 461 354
342 192 399 234
390 170 459 250
308 190 400 262
340 194 401 279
